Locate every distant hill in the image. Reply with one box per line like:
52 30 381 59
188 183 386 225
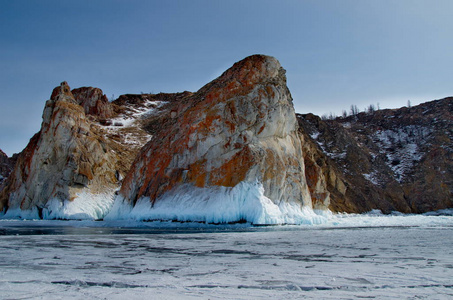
298 97 453 213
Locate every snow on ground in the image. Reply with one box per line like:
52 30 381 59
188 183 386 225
0 214 452 299
363 171 380 185
107 100 167 129
325 149 347 159
309 130 320 140
101 100 168 147
373 126 432 181
308 131 347 160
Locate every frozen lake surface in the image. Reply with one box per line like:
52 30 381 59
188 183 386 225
1 213 452 299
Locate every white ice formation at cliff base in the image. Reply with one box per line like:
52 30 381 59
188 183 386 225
106 181 330 225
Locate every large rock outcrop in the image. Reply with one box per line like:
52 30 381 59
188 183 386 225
110 55 322 224
1 55 450 220
0 82 122 218
0 81 196 219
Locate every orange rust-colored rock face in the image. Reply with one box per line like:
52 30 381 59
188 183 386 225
119 55 312 207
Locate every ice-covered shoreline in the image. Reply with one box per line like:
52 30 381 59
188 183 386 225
1 179 452 228
1 208 452 232
106 182 330 225
1 182 330 225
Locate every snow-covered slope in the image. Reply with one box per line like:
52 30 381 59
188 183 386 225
298 97 453 213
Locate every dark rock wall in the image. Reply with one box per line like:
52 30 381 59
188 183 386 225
0 150 15 188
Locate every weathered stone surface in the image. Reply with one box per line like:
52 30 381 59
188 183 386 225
72 87 113 119
298 97 453 213
94 91 194 172
0 81 195 217
298 113 400 213
0 150 10 177
0 149 14 188
0 82 121 215
118 55 313 210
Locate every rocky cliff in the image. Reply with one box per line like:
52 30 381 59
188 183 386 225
109 55 323 224
298 97 453 213
0 83 145 218
0 81 199 219
0 55 451 221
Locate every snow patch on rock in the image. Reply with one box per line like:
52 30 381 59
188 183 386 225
107 100 167 129
373 126 431 181
363 171 380 185
309 130 320 140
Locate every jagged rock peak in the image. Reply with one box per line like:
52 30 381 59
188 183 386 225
42 81 80 128
112 55 317 223
0 81 120 218
195 55 286 105
50 81 75 102
216 54 282 85
72 86 113 119
48 82 113 120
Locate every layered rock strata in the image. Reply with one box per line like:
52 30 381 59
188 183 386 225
114 55 319 222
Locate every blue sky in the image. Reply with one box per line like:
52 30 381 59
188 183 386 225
1 0 452 156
